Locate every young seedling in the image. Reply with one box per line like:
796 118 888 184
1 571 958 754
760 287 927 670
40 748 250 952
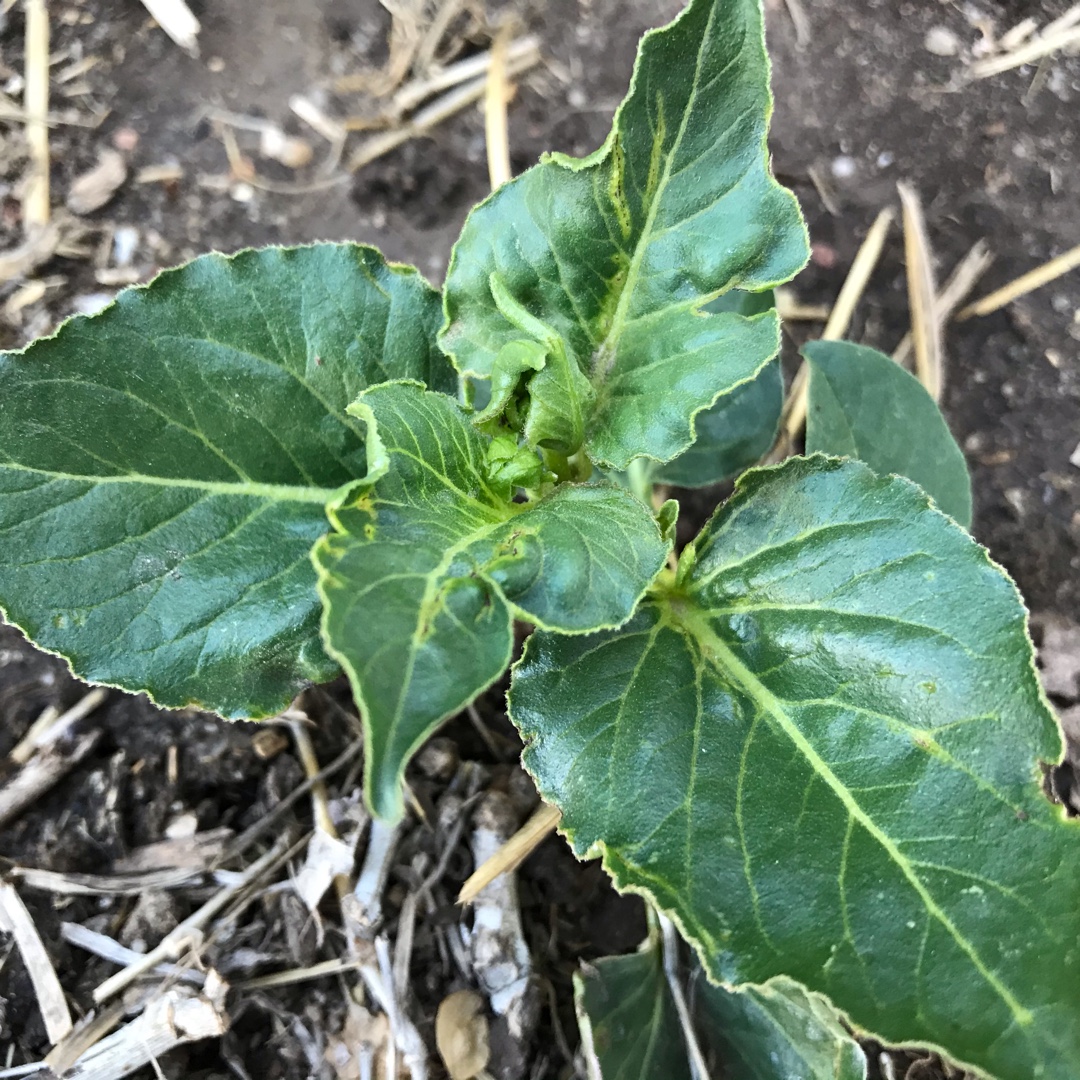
0 1 1075 1077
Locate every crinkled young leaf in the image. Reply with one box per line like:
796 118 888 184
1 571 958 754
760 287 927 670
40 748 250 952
649 291 781 489
648 358 781 489
0 244 454 718
440 0 807 470
513 456 1080 1080
804 339 972 526
313 381 668 820
575 937 866 1080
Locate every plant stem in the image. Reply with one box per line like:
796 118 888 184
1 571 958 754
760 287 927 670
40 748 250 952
626 456 653 505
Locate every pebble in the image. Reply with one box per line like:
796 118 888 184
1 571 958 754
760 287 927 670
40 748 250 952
925 26 961 57
831 155 857 180
113 225 139 268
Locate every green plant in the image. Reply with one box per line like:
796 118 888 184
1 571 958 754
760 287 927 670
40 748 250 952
0 0 1075 1076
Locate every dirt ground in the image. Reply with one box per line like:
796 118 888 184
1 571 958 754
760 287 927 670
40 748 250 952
0 0 1078 1077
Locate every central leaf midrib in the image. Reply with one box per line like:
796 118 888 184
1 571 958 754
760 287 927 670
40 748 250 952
1 461 341 504
678 606 1036 1032
591 0 717 381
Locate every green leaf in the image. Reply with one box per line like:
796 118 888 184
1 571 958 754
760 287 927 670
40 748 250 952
575 936 866 1080
648 357 781 488
575 937 692 1080
313 381 668 819
440 0 808 470
648 290 781 489
513 455 1080 1080
694 976 868 1080
804 340 972 527
0 244 454 718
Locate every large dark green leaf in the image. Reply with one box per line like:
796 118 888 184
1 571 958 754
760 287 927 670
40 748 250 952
575 935 866 1080
313 381 668 819
440 0 807 470
0 244 454 718
804 339 972 526
513 456 1080 1080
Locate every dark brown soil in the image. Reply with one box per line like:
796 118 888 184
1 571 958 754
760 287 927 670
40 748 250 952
0 0 1077 1076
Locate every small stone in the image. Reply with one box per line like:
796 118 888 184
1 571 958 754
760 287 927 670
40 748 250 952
111 126 140 152
831 155 856 180
925 26 961 57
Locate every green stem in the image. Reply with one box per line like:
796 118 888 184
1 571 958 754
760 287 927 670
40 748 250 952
627 456 654 505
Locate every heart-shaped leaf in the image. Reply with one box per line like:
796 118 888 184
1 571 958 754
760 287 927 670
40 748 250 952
0 244 455 717
804 339 972 526
313 381 668 819
440 0 807 470
513 456 1080 1080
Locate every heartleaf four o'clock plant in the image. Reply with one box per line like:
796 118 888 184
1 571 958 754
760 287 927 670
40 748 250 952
0 1 1075 1076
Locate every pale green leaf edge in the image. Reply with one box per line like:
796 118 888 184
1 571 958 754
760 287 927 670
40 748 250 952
0 242 444 721
511 454 1075 1080
436 0 809 470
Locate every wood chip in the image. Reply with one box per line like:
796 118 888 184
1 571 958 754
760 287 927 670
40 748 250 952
294 826 359 913
67 149 128 215
93 839 290 1004
0 728 102 832
134 162 183 184
112 827 233 873
61 978 228 1079
0 882 73 1045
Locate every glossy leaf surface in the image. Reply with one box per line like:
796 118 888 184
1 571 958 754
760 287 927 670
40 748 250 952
575 938 691 1080
694 976 868 1080
649 291 781 489
575 937 866 1080
440 0 807 470
804 339 972 526
0 244 453 717
513 456 1080 1080
313 381 667 819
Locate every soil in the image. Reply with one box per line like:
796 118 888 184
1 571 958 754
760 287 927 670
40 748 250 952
0 0 1078 1077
